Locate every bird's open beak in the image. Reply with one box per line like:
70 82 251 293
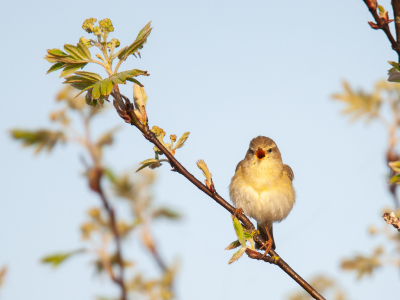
256 148 266 160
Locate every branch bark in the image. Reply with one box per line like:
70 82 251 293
111 92 326 300
363 0 400 61
392 0 400 46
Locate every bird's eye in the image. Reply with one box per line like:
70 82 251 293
268 148 272 153
248 149 254 154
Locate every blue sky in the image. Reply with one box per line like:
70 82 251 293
1 0 399 299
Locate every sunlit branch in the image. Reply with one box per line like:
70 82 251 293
110 91 326 300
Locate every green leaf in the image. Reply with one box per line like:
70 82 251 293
92 81 101 99
63 75 97 84
174 132 190 150
74 84 96 98
85 90 93 105
47 48 69 56
74 71 102 81
117 22 153 61
228 246 246 264
69 82 95 91
46 62 66 74
45 55 85 64
389 161 400 173
136 158 159 172
388 61 400 70
126 77 144 86
111 46 127 60
225 240 241 250
77 42 91 59
120 38 147 60
136 22 152 40
390 174 400 184
388 68 400 82
64 44 86 60
59 63 88 78
103 168 117 183
110 69 149 85
10 129 66 154
100 79 113 96
152 208 181 220
233 217 246 247
41 249 85 268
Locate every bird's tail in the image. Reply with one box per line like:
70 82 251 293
256 221 276 250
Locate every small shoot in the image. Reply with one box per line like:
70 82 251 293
196 159 215 192
133 83 148 125
226 216 247 264
45 18 152 108
136 126 190 172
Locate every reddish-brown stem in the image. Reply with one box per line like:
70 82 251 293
392 0 400 49
363 0 400 61
97 189 127 300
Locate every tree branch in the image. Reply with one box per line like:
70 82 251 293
383 212 400 231
111 92 326 300
363 0 400 62
392 0 400 47
97 186 127 300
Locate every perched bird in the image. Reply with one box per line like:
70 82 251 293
229 136 295 252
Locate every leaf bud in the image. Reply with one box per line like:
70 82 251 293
108 38 120 49
365 0 377 10
79 36 91 46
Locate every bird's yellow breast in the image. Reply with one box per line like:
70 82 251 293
229 160 295 224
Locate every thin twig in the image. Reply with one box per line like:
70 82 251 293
362 0 400 61
392 0 400 48
98 188 127 300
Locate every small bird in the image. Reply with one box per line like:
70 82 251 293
229 136 295 253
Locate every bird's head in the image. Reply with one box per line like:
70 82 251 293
245 136 282 164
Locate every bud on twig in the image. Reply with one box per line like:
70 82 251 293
196 160 215 192
368 5 394 29
382 212 400 231
88 167 103 193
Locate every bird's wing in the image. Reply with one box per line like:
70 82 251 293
283 164 294 181
235 159 245 173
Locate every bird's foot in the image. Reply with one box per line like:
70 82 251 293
259 224 274 258
232 207 243 219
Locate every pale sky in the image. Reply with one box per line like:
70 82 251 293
1 0 399 299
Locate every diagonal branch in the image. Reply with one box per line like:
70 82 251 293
111 91 326 300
